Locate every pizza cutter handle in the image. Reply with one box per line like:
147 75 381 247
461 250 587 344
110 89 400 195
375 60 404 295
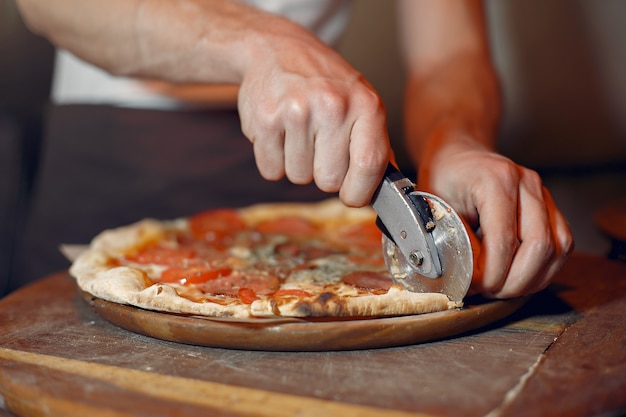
371 163 443 279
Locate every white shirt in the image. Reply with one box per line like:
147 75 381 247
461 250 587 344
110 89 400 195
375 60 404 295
51 0 353 109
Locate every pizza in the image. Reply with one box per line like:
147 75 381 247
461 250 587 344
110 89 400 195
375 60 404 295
70 199 462 319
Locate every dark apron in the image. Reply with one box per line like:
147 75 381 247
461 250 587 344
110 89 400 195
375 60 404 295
12 104 329 291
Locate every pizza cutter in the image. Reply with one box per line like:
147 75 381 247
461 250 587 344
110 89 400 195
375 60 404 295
371 163 473 302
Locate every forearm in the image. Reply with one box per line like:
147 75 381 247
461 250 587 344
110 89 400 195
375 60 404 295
396 0 501 168
16 0 308 84
404 54 501 167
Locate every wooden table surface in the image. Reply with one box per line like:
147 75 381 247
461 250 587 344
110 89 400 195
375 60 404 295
0 253 625 417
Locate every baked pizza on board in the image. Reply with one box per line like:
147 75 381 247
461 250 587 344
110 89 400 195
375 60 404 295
70 199 462 320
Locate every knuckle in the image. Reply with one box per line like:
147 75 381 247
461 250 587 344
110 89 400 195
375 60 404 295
484 272 526 299
317 89 349 122
282 95 310 125
314 80 384 127
353 82 384 111
521 168 545 192
340 193 370 208
257 117 281 137
501 235 520 254
286 170 313 185
530 235 557 260
490 159 521 186
258 165 284 182
492 286 520 300
481 274 506 295
351 149 389 176
244 102 282 139
314 172 342 193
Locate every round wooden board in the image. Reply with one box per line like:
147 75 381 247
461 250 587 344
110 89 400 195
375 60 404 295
82 292 529 351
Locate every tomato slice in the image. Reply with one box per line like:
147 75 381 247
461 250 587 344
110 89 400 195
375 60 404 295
342 271 392 291
272 288 312 298
159 266 232 285
189 209 247 244
255 216 318 237
238 287 260 304
197 273 280 296
125 245 196 266
337 222 382 250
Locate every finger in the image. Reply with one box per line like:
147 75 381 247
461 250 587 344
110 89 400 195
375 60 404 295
252 132 286 181
339 114 389 207
311 96 351 192
240 94 287 182
465 224 484 296
312 131 350 193
284 131 314 184
530 188 574 292
473 181 520 296
495 171 555 298
283 101 314 184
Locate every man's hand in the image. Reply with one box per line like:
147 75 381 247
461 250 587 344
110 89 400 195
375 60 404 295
237 17 390 207
397 0 573 298
417 132 574 298
17 0 391 207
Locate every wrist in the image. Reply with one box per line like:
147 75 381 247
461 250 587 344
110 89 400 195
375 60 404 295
409 116 492 168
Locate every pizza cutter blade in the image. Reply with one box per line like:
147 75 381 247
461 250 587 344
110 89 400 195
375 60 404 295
371 164 473 302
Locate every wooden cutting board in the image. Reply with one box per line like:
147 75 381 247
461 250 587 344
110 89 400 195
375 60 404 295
1 253 624 417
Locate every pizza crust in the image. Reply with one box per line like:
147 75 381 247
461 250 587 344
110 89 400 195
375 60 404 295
70 199 463 320
250 286 459 318
71 222 254 318
238 198 376 229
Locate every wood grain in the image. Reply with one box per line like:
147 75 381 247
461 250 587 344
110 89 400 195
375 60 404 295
0 273 556 416
493 253 626 417
0 347 425 417
1 253 624 417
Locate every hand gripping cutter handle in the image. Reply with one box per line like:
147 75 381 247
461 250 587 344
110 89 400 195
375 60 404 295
371 163 473 302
